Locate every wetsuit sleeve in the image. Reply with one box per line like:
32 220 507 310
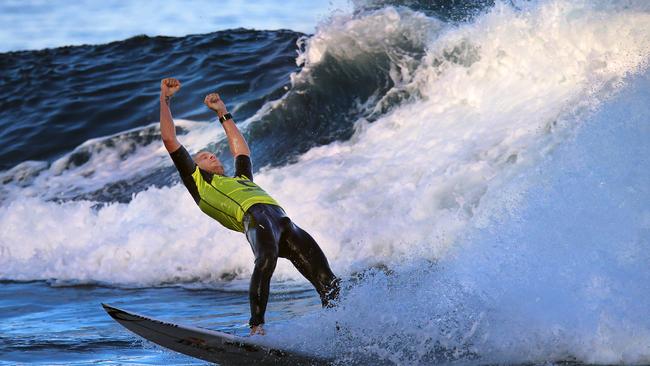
234 155 253 181
169 145 200 204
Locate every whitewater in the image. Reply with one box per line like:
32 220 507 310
1 0 649 364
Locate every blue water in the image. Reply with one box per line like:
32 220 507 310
0 0 351 52
2 0 650 365
0 281 320 365
0 28 302 173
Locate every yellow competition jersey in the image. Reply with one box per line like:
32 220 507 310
191 167 279 232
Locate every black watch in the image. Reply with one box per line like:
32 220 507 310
218 113 233 124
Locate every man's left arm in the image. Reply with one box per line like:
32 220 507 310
204 93 250 157
204 93 253 180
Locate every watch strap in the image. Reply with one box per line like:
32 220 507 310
219 113 233 124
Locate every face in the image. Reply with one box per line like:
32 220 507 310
194 151 224 175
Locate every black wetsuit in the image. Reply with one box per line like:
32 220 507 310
170 146 339 326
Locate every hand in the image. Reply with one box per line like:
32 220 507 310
160 78 181 98
249 324 265 336
204 93 228 117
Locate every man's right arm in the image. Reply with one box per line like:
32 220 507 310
159 78 200 203
160 78 182 153
169 144 201 203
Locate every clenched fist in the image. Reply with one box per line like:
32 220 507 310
161 78 181 98
204 93 228 117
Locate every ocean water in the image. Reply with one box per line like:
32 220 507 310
0 0 351 52
1 0 650 365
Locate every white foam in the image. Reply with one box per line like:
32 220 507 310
0 119 218 202
277 68 650 364
264 1 650 363
267 0 650 272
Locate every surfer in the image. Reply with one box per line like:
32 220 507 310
159 78 339 335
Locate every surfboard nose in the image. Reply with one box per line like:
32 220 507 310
101 303 126 320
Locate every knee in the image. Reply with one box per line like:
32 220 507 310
254 249 278 274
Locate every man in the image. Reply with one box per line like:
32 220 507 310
159 78 339 335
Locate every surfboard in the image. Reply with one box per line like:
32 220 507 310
101 303 329 365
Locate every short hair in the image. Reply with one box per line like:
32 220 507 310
192 150 214 162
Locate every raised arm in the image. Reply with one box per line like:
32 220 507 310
159 78 182 153
204 93 250 157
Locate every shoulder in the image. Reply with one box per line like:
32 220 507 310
234 154 253 181
169 145 197 178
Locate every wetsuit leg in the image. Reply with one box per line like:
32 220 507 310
244 207 282 327
244 204 340 327
279 221 340 307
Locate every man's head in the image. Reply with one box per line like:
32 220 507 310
193 151 225 175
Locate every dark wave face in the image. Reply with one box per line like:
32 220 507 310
0 29 301 170
0 26 434 202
